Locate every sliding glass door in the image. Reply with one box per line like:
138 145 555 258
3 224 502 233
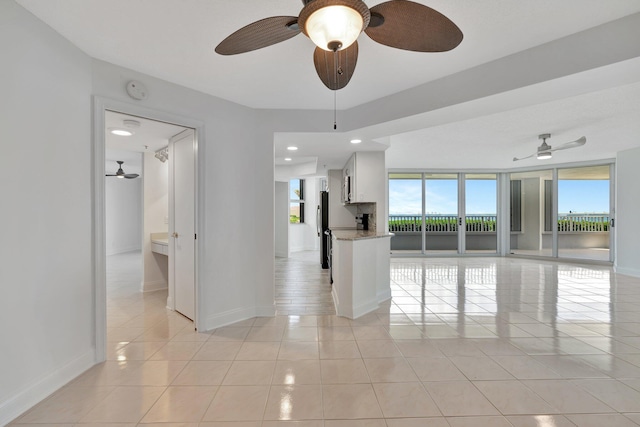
424 174 458 254
389 163 614 261
389 172 499 255
557 165 611 261
388 173 423 254
508 164 613 261
465 174 497 253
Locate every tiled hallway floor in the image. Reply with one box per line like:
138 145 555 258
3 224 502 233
275 251 334 316
10 253 640 426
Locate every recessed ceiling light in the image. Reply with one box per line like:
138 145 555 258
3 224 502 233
350 139 362 144
287 146 298 151
110 128 134 136
284 158 292 161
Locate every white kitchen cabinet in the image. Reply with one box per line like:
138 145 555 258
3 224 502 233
342 151 385 204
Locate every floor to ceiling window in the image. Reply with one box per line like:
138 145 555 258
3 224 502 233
390 163 612 262
388 173 423 254
465 174 498 253
424 174 459 254
389 172 498 255
509 163 613 261
557 165 612 261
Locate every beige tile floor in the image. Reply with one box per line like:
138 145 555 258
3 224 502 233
275 251 335 315
10 252 640 426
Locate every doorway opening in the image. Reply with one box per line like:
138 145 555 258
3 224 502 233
95 98 202 362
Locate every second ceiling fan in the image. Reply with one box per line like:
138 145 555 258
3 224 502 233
106 161 139 179
215 0 463 90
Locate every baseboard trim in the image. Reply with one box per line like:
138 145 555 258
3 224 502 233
204 305 274 331
140 279 167 293
0 349 96 426
352 297 380 320
331 288 341 317
614 265 640 278
106 246 141 256
255 304 276 318
377 288 392 303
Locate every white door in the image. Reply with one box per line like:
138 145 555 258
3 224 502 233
170 129 196 320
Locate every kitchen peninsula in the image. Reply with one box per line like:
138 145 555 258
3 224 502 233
331 229 393 318
327 151 391 319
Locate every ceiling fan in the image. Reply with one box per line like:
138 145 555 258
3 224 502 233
513 134 587 162
105 161 139 179
215 0 463 90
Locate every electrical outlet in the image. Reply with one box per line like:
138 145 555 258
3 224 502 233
164 216 169 224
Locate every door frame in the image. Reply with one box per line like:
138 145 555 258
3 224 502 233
92 96 205 362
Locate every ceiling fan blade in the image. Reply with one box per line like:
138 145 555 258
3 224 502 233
124 174 139 179
513 153 536 162
313 41 358 90
365 1 463 52
105 174 117 176
215 16 301 55
549 136 587 152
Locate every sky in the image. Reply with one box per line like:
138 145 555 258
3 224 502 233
559 180 609 213
389 178 609 215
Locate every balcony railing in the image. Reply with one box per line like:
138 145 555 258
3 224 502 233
389 214 609 233
388 215 494 232
557 214 609 232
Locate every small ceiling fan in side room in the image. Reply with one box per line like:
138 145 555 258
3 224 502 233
105 161 139 179
215 0 463 90
513 134 587 161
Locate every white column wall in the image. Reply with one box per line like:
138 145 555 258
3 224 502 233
519 178 542 250
615 146 640 277
0 1 94 423
275 181 289 258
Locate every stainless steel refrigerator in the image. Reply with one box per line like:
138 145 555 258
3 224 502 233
318 191 330 269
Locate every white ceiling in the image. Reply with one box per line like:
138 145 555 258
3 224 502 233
105 110 188 171
16 0 640 110
386 81 640 170
16 0 640 174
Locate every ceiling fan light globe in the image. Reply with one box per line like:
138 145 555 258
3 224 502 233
110 128 134 136
537 151 552 160
305 5 364 51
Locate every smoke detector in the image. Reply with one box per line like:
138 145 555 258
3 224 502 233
123 119 141 129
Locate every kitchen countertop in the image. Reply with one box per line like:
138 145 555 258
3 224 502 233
331 229 394 241
151 232 168 246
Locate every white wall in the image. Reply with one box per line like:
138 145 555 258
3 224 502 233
92 59 275 328
105 168 142 255
275 181 289 258
0 1 94 423
143 152 169 291
616 146 640 277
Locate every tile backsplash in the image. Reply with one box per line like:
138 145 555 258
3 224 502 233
355 202 376 231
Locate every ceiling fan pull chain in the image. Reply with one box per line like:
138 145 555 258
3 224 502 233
334 50 338 130
334 90 337 130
